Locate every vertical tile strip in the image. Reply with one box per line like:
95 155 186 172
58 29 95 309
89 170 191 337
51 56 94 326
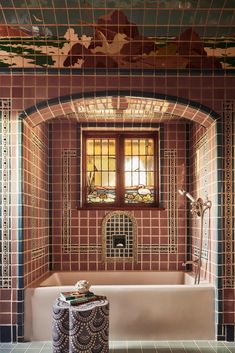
223 101 234 288
31 132 46 259
0 99 11 288
49 124 53 269
62 149 77 253
194 134 209 259
164 149 177 253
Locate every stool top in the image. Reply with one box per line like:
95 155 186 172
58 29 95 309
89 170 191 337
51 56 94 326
53 297 109 312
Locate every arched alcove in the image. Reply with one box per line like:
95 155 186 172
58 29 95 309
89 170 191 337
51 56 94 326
21 91 221 341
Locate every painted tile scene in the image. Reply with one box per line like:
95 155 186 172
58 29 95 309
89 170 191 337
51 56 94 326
0 0 234 69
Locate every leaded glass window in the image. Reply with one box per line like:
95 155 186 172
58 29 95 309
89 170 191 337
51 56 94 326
83 131 159 208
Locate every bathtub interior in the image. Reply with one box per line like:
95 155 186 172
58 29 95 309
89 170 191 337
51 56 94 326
39 270 193 286
25 271 215 341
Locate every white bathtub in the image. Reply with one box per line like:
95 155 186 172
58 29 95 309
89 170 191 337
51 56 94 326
24 271 215 341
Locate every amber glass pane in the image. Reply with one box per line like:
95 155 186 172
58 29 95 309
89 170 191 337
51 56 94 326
125 139 132 155
102 140 109 155
87 156 94 171
124 138 155 204
109 157 116 171
109 140 115 154
101 156 108 170
86 138 116 203
87 140 94 155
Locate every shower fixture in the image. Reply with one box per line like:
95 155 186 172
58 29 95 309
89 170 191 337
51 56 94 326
178 188 195 203
178 187 212 284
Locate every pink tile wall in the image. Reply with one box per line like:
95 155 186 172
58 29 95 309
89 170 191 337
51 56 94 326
22 122 49 287
51 120 188 271
0 71 234 339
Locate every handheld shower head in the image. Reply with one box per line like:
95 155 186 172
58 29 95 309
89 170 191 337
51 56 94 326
178 188 195 203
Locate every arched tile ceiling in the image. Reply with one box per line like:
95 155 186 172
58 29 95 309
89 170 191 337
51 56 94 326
22 96 216 128
0 0 234 69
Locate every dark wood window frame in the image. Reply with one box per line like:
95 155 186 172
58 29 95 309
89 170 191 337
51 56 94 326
82 130 160 209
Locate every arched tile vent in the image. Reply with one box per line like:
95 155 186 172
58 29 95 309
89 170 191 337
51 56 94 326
102 211 137 262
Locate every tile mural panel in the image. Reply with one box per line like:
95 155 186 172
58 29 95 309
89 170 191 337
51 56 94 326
0 4 234 69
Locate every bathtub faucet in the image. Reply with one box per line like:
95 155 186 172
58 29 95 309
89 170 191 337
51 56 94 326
182 259 199 267
178 187 212 285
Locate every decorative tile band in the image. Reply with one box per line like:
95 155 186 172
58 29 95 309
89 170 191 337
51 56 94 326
194 134 209 260
164 149 177 253
62 149 77 253
138 244 175 253
0 99 11 288
31 132 46 259
63 244 172 255
223 100 234 288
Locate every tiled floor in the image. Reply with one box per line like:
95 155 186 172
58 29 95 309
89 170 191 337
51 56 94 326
0 341 235 353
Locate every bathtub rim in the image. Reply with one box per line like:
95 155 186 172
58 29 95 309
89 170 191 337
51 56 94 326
25 270 212 288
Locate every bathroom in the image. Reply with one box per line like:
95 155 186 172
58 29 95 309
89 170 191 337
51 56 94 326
0 1 235 348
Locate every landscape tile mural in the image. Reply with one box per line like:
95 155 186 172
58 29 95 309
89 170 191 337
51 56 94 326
0 1 234 69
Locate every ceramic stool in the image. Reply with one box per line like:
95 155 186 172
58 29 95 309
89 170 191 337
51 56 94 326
52 298 109 353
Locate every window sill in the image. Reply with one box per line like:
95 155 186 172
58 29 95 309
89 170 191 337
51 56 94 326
77 205 165 211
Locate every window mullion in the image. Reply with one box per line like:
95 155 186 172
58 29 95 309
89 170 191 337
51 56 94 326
116 135 125 207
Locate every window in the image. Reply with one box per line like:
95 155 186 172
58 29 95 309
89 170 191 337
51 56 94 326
82 131 159 208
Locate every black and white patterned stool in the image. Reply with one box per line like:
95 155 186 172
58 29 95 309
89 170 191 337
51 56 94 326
52 298 109 353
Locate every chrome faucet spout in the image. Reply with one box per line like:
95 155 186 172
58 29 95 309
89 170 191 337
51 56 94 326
182 259 199 267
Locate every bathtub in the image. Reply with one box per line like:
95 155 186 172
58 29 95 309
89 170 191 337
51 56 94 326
24 271 215 341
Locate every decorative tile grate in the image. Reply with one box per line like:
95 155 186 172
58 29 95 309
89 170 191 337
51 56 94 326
223 100 234 288
62 149 77 253
0 99 11 288
102 211 137 262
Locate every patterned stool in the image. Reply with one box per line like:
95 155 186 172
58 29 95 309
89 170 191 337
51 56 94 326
52 298 109 353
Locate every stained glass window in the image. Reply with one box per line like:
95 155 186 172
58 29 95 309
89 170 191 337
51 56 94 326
86 137 116 203
124 138 155 204
83 131 158 207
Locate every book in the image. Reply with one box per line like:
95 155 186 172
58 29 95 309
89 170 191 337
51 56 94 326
69 295 107 306
60 290 94 301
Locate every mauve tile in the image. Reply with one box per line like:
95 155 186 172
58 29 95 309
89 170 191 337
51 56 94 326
12 87 23 97
224 289 235 300
89 263 98 271
89 228 97 236
48 77 59 85
98 263 105 271
107 263 114 270
223 301 235 313
62 263 71 271
12 99 25 110
124 263 133 270
142 263 150 270
223 313 234 324
151 263 160 270
0 87 11 97
71 263 79 271
89 254 96 261
12 76 25 87
0 313 11 324
160 263 168 271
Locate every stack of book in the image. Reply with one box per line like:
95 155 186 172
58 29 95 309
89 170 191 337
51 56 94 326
60 290 106 306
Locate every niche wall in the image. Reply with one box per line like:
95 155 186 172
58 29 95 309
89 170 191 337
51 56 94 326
50 120 188 271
